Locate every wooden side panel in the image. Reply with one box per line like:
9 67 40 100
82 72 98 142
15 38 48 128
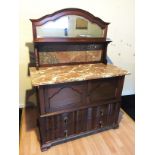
113 76 125 126
37 86 46 114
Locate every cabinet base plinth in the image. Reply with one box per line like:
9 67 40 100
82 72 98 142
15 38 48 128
40 124 118 152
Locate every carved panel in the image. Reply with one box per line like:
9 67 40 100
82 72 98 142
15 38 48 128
48 87 81 109
44 83 87 113
89 78 118 103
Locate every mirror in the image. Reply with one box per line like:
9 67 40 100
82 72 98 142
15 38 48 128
36 15 104 38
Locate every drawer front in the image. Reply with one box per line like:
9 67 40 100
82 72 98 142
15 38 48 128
44 81 87 113
39 102 119 144
94 103 118 128
39 112 75 144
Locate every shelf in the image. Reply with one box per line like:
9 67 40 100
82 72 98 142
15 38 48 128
34 37 112 43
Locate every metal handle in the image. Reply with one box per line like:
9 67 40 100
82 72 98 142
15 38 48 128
64 130 68 137
99 121 103 128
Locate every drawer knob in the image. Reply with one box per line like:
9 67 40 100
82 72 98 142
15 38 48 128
64 130 68 137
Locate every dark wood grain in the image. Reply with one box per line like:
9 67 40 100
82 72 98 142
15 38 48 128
36 42 109 52
34 38 111 43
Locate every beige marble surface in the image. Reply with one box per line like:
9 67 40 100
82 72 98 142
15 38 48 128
29 63 129 86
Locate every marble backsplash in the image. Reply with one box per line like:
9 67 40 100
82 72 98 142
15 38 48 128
39 50 102 64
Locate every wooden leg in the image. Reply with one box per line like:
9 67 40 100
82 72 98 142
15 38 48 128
41 146 48 152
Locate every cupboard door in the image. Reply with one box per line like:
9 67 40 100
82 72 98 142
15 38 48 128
44 81 87 113
88 78 118 104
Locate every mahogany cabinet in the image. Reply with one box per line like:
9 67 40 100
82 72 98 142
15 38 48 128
29 8 128 151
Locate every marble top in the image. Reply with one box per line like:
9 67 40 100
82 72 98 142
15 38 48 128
29 63 129 86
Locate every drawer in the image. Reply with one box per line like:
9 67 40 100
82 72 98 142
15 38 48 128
75 102 119 132
39 109 89 144
39 112 75 144
39 102 119 144
95 103 119 128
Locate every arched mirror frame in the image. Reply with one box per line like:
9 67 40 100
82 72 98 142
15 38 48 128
30 8 110 42
30 8 111 69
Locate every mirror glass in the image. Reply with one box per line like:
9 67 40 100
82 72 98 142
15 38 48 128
36 15 104 38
